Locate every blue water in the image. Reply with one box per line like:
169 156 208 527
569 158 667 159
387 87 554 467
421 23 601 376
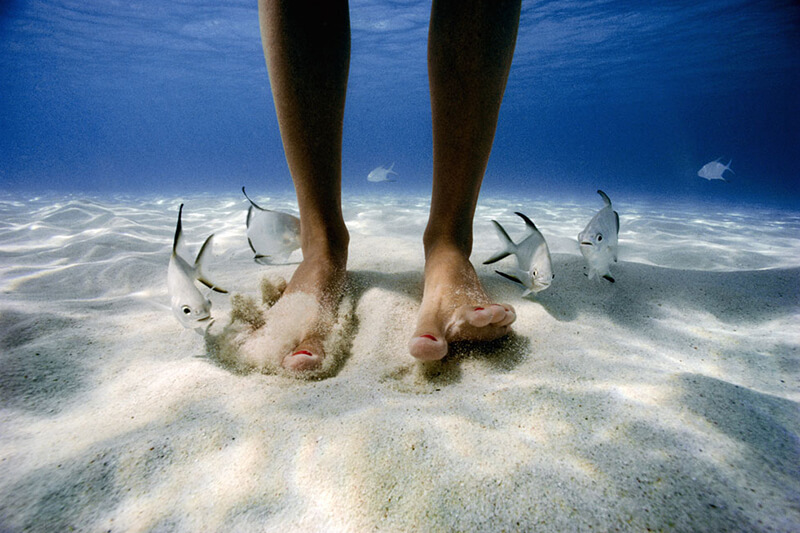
1 0 798 207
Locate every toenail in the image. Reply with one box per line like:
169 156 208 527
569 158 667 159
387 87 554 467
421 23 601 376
292 350 313 356
420 334 438 342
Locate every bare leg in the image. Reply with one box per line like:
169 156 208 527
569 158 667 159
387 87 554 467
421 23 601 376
409 0 520 361
259 0 350 371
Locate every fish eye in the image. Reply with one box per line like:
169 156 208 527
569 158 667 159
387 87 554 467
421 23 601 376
597 233 603 242
182 306 191 315
533 269 538 277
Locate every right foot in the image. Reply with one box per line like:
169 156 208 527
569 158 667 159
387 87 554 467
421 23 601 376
275 248 347 373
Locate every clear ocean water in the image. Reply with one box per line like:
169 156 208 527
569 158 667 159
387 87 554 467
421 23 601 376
1 0 798 208
2 4 800 530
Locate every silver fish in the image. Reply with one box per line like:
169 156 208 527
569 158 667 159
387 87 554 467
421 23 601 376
578 190 619 283
484 212 554 296
698 158 733 181
242 187 301 264
168 204 227 332
367 163 397 182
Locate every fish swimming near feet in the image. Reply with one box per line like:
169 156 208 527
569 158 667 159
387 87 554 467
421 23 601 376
578 190 619 283
367 163 397 182
697 158 733 181
484 211 554 296
242 187 301 264
168 204 228 333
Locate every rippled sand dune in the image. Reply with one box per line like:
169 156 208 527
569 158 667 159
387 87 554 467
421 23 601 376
1 191 798 532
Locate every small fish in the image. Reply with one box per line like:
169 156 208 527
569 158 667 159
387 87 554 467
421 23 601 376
484 211 554 296
168 204 227 333
698 158 733 181
367 163 397 182
578 190 619 283
242 187 301 264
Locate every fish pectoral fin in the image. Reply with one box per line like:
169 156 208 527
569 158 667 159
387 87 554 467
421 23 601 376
198 277 228 294
495 270 524 286
484 250 512 265
602 274 616 283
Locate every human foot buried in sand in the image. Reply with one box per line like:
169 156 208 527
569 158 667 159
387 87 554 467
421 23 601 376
276 251 348 373
207 249 353 378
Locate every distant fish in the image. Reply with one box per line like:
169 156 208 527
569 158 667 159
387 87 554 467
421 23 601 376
484 212 554 296
698 158 733 181
367 163 397 182
242 187 301 264
168 204 227 333
578 190 619 283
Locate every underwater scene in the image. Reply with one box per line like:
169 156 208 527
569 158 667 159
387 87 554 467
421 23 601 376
1 1 799 531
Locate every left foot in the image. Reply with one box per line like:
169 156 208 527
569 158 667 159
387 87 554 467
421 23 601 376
409 245 515 361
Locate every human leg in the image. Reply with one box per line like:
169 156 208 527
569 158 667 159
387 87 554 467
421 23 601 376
259 0 350 371
409 0 521 361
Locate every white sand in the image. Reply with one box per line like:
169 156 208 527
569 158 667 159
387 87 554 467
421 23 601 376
0 191 798 532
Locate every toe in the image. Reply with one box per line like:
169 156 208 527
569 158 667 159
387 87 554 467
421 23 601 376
282 340 325 372
494 304 517 327
409 333 448 361
465 304 514 328
467 306 495 328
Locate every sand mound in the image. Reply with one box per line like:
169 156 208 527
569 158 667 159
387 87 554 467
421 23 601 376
206 276 356 379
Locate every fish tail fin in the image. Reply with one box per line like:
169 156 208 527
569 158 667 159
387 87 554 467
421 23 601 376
597 190 612 206
483 220 516 264
727 159 734 174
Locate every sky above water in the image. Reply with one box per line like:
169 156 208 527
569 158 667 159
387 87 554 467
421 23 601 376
1 0 798 206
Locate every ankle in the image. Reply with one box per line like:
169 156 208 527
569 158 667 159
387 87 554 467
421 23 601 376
301 224 349 267
422 230 472 262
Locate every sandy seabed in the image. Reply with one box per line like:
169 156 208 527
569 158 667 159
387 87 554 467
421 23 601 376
0 191 798 532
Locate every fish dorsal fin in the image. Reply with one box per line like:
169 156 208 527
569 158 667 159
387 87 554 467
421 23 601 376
597 190 612 207
514 211 538 232
195 235 228 294
173 203 185 255
195 233 215 269
242 186 266 211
